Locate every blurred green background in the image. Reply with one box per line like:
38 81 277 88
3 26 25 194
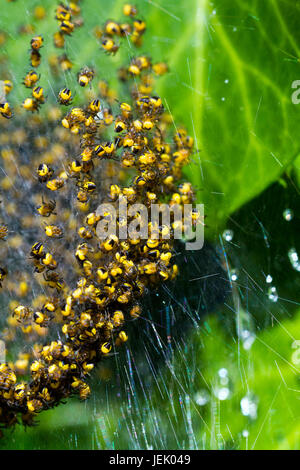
1 0 300 450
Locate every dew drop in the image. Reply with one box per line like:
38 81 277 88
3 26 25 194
216 388 230 400
242 430 249 438
266 274 273 284
230 269 238 281
240 394 258 419
268 286 278 303
194 389 210 406
218 367 228 378
283 208 294 221
288 248 300 272
222 229 233 241
224 79 229 84
214 369 232 400
241 329 256 350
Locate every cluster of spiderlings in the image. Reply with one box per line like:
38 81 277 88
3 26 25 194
118 55 169 96
0 2 201 433
54 1 81 48
47 2 82 75
22 36 46 113
93 3 145 54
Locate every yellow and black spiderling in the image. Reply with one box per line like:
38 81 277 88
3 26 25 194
23 97 39 112
58 87 73 105
53 31 65 48
30 35 43 51
58 53 73 71
30 242 44 259
101 37 120 55
77 67 95 87
60 20 75 35
55 3 71 22
3 80 13 95
104 20 121 36
37 163 54 182
0 224 8 240
30 49 41 68
88 99 101 114
32 86 46 103
123 4 138 17
23 70 40 88
0 102 13 119
36 198 56 217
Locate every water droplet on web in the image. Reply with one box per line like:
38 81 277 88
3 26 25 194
216 387 230 400
194 389 210 406
241 329 256 350
268 286 278 302
283 208 294 221
214 369 232 400
288 247 300 272
236 309 255 350
240 393 258 419
218 367 228 379
230 269 238 281
222 229 233 241
266 274 273 284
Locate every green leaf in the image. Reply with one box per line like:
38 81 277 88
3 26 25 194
145 0 300 229
194 312 300 450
